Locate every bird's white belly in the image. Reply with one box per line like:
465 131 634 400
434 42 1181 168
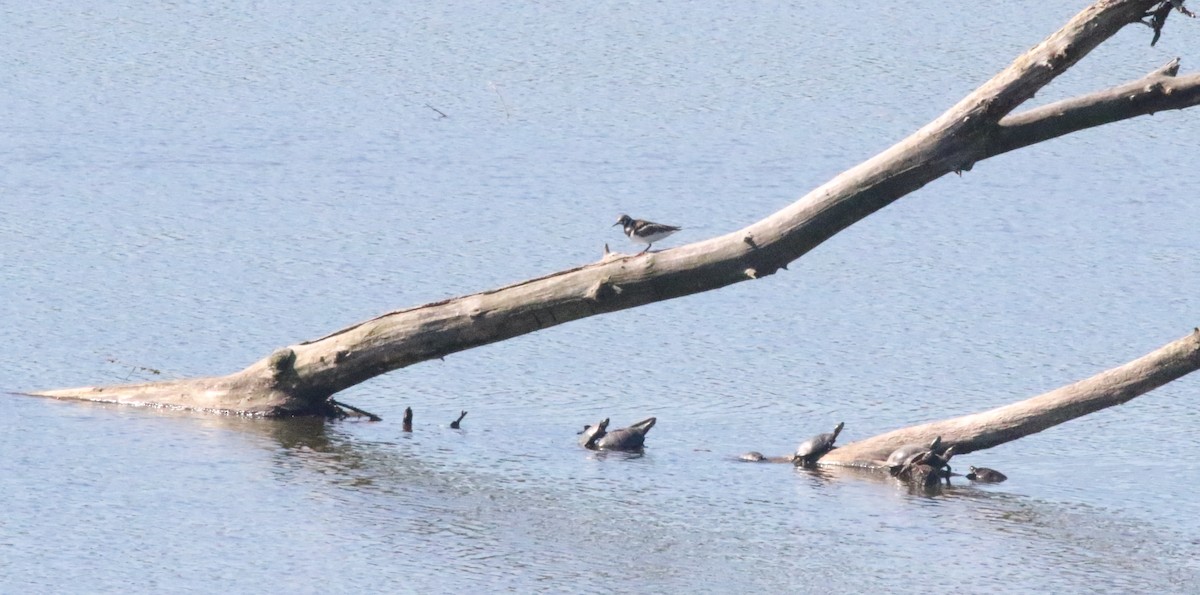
632 229 675 244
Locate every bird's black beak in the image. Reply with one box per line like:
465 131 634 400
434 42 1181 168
612 221 621 227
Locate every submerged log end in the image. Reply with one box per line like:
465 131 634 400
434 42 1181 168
23 341 345 417
24 375 297 417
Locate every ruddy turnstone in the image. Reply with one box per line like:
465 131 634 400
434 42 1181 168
614 214 681 253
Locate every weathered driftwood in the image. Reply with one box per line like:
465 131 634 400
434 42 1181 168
819 329 1200 467
27 1 1200 416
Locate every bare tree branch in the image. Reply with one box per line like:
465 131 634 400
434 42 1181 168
820 329 1200 467
992 58 1200 156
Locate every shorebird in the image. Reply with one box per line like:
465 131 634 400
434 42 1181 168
614 214 681 253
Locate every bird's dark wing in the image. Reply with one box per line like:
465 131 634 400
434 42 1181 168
633 221 681 234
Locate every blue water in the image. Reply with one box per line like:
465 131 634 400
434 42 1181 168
3 2 1200 592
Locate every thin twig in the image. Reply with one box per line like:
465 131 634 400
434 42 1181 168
103 356 165 380
329 398 382 421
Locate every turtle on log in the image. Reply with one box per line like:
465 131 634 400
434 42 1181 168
793 422 845 467
885 437 943 473
886 437 956 486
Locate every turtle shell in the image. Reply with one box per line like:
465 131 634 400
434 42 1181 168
795 422 844 460
885 444 927 468
967 466 1007 483
795 434 833 458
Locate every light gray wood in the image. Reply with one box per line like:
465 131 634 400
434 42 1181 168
820 329 1200 467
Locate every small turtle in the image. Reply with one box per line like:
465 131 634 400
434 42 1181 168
450 410 467 429
966 466 1007 483
594 417 656 451
793 422 845 467
578 418 610 449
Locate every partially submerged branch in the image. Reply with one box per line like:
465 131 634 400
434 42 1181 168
820 329 1200 467
330 399 383 422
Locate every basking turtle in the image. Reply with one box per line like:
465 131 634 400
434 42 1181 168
887 437 955 485
966 466 1007 483
793 422 845 467
885 436 943 475
578 418 610 449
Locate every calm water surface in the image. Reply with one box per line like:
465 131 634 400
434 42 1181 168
3 2 1200 593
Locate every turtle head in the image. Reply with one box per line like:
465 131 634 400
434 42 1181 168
577 418 609 433
831 421 845 439
578 418 610 449
940 445 957 462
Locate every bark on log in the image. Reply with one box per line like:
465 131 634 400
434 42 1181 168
26 0 1200 416
819 329 1200 467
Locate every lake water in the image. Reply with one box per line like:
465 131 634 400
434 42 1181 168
3 2 1200 592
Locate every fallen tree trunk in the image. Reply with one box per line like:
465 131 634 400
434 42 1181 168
819 328 1200 467
27 0 1200 416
